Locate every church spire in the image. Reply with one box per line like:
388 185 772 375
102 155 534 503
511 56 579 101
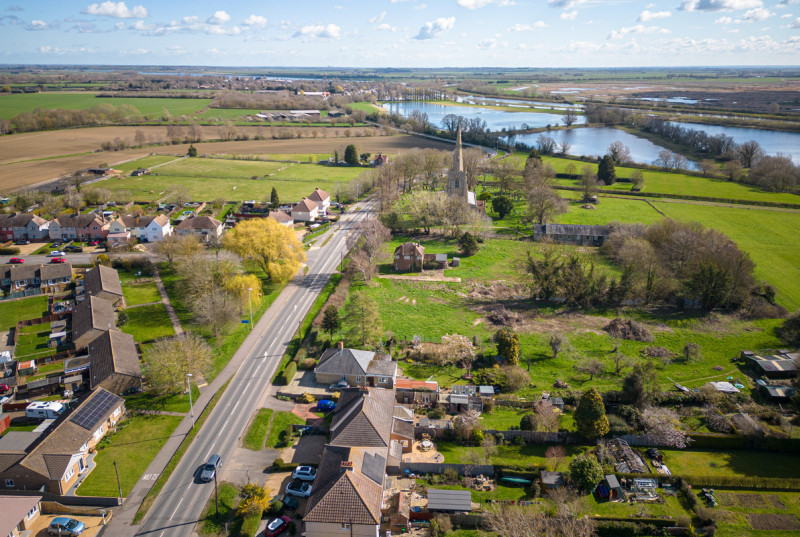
453 122 463 172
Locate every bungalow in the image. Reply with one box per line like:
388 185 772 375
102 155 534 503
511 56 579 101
315 342 398 388
268 210 294 227
49 214 110 242
290 198 319 222
532 223 610 247
308 187 331 213
87 330 142 393
72 295 117 350
0 495 42 537
0 388 124 495
0 213 49 242
175 215 223 243
393 242 425 272
83 265 125 308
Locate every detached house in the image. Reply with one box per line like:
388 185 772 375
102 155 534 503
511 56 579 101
268 210 294 227
315 342 398 388
175 215 223 243
308 187 331 213
393 242 425 272
72 295 117 350
291 198 319 222
83 265 125 308
0 213 49 242
49 214 110 242
0 388 124 495
0 495 42 537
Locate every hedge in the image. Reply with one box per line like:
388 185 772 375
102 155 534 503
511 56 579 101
238 511 261 537
595 520 669 537
0 247 20 255
276 361 297 386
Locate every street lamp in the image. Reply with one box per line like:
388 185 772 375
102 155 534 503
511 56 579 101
187 373 194 429
247 287 253 331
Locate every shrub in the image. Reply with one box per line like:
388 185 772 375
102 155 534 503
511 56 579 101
240 511 261 536
607 414 632 435
429 405 445 419
494 432 505 446
434 514 452 536
300 358 316 370
278 361 297 385
471 429 485 446
297 392 315 404
512 435 526 445
278 426 294 448
0 247 20 255
520 414 537 431
288 521 296 535
604 318 654 342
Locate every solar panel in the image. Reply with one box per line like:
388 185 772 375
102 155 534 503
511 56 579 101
361 452 385 485
70 390 120 430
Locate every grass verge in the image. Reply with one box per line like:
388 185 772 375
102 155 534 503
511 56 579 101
243 408 274 451
199 482 238 536
265 411 305 449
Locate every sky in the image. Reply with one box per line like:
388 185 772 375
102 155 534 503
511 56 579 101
1 0 799 67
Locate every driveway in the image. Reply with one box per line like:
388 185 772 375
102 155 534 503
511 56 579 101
222 446 280 487
28 513 107 537
280 434 326 465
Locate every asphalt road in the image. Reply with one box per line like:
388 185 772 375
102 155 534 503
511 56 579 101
133 199 377 537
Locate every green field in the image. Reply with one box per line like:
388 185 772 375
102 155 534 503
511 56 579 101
0 93 212 120
0 296 49 331
120 303 176 342
76 414 183 496
123 281 162 306
713 490 800 537
115 155 183 173
662 449 800 478
105 155 367 202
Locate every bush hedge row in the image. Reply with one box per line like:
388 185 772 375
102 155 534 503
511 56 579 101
275 361 297 386
0 247 20 255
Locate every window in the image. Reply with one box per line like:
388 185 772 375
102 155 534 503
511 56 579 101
64 466 74 481
80 442 88 452
356 376 364 384
5 479 13 487
113 406 121 417
340 523 350 530
26 504 38 520
93 426 104 441
379 377 388 384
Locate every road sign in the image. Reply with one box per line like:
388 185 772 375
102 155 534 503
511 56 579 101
241 319 250 324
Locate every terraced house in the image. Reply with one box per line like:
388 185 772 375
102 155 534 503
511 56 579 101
0 213 49 242
48 214 110 242
0 263 72 294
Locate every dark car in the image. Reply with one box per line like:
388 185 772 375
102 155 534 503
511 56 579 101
264 515 292 537
317 400 336 412
328 380 349 392
14 239 30 245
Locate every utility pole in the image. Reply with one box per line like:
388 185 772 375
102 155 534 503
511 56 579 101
214 469 219 516
113 461 122 504
247 287 253 331
187 373 194 428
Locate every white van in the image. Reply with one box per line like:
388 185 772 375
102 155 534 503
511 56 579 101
26 401 64 420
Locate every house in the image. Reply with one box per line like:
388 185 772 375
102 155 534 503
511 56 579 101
0 264 72 293
268 210 294 227
110 214 173 242
308 188 331 213
0 495 42 537
83 265 125 308
131 168 148 176
48 214 109 241
539 471 565 492
329 388 395 449
175 215 223 243
0 388 124 495
87 330 142 393
39 263 73 293
0 213 49 242
393 242 425 272
391 405 415 454
2 264 39 292
72 296 117 350
742 350 799 379
532 223 610 246
315 342 397 388
290 198 319 222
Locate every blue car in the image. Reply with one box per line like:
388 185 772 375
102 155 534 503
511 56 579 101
317 399 336 412
48 517 85 536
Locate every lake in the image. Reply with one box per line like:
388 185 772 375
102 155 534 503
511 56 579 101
381 101 585 131
673 122 800 163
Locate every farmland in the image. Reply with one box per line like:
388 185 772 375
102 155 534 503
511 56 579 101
0 93 212 120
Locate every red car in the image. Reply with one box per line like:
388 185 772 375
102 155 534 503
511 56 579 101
88 240 100 246
49 257 66 264
264 516 291 537
8 258 24 264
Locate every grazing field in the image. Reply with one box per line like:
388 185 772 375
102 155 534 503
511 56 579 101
0 93 212 120
660 449 800 478
105 156 368 202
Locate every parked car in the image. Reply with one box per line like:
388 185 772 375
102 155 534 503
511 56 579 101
316 400 336 412
0 383 10 394
275 493 299 510
200 454 221 482
48 517 85 536
285 479 312 498
328 380 349 392
49 257 67 264
48 250 65 257
51 241 62 248
14 239 30 245
8 258 24 264
292 465 317 482
264 516 292 537
64 245 83 252
88 240 100 246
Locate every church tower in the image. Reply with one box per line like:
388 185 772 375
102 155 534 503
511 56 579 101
446 124 468 201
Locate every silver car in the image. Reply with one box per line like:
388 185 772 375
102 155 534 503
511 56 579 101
200 454 221 482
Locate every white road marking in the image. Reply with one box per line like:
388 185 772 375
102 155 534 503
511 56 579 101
169 498 183 520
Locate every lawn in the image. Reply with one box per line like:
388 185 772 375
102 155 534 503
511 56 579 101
76 414 183 497
14 323 56 360
0 296 48 331
114 155 182 174
119 303 175 342
244 408 274 451
123 384 199 414
435 441 587 468
0 93 212 120
479 407 536 430
660 449 800 479
122 281 162 306
265 411 305 449
200 482 238 536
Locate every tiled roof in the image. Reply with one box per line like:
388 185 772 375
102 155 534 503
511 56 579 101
0 213 46 227
9 263 39 282
330 388 394 448
309 188 330 203
84 265 123 299
0 495 42 537
175 215 222 230
394 242 425 257
0 452 25 473
56 214 102 228
39 263 72 281
316 347 397 378
392 416 414 439
395 379 438 391
269 210 293 223
88 330 142 389
72 295 116 342
292 198 317 213
303 445 384 525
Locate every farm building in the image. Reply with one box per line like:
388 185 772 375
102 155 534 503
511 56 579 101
742 350 799 379
532 223 610 246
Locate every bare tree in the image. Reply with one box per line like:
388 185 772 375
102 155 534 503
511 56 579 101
607 141 632 164
462 148 484 190
190 289 240 344
579 166 599 202
549 334 565 359
490 157 518 195
641 406 691 448
534 400 560 433
574 359 603 381
526 185 567 225
545 445 567 470
722 159 744 182
610 350 633 376
736 140 764 168
437 333 476 375
345 220 391 283
562 109 578 127
558 140 571 155
153 234 202 266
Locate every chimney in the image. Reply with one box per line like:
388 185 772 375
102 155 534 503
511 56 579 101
340 461 354 472
337 341 344 350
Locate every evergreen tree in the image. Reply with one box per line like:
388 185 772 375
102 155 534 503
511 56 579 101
321 305 341 340
491 195 514 219
495 328 520 365
187 144 197 157
270 187 280 207
574 387 610 440
569 455 604 493
458 232 479 256
344 144 359 166
598 155 616 185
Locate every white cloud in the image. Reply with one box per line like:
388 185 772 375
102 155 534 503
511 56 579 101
182 15 199 24
608 24 670 39
560 10 578 19
207 11 230 24
376 23 397 31
638 9 671 22
679 0 762 12
741 7 771 20
26 19 49 30
457 0 514 7
414 3 427 8
414 16 455 39
509 21 548 30
780 13 792 18
294 23 341 38
792 16 800 26
83 1 147 18
548 0 586 9
243 15 267 27
370 11 386 23
778 0 799 5
477 37 499 49
715 15 733 22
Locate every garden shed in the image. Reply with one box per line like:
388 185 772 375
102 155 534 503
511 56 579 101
427 489 472 513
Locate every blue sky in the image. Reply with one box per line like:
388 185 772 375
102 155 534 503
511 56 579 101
1 0 799 67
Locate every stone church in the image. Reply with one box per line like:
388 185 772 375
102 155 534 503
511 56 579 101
446 125 486 214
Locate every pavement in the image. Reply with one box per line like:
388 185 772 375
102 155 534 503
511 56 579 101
101 196 377 537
